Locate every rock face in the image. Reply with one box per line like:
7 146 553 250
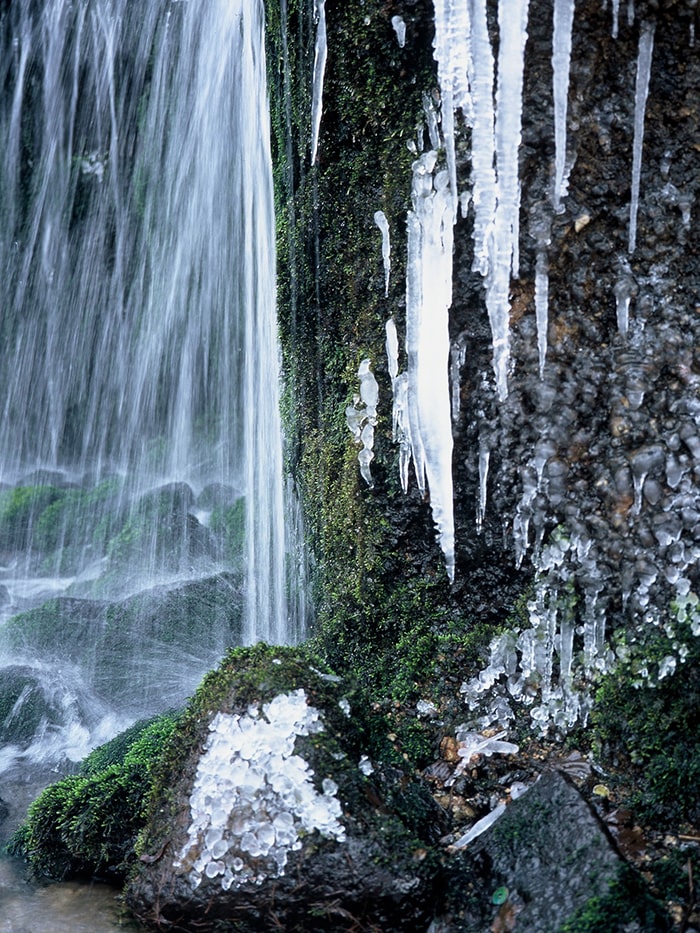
275 0 700 732
126 646 440 932
436 771 624 932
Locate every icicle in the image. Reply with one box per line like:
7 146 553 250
477 444 490 532
432 0 473 221
374 210 391 297
534 251 549 378
534 242 549 377
450 335 466 422
612 0 619 38
391 15 406 48
310 0 327 166
405 152 456 581
613 267 635 337
385 318 399 380
422 92 442 151
627 0 635 27
485 0 530 400
551 0 575 212
346 360 378 488
466 0 497 275
392 372 412 493
628 21 655 254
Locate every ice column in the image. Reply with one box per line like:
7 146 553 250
310 0 327 166
628 21 655 254
552 0 575 212
486 0 530 400
466 0 497 275
405 151 456 581
374 210 391 297
432 0 473 220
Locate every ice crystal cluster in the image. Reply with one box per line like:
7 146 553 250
175 689 345 891
346 359 379 487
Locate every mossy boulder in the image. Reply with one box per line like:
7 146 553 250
7 712 180 882
126 644 442 932
0 485 64 552
2 574 244 715
107 482 215 572
435 771 669 932
0 665 66 746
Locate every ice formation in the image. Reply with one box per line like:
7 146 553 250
552 0 575 212
477 444 490 533
486 0 530 401
310 0 327 166
395 0 693 738
464 0 497 276
391 15 406 48
611 0 620 38
174 690 346 891
374 210 391 297
346 359 379 488
432 0 473 219
452 804 506 849
628 20 655 254
432 0 530 400
405 151 456 581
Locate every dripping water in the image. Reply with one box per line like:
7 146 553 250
0 0 301 778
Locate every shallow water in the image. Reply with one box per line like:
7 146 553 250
0 856 145 932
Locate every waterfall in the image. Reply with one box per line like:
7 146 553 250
0 0 298 773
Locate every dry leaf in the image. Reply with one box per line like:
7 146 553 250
491 901 520 932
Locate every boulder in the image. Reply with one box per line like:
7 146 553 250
434 770 627 932
126 645 441 932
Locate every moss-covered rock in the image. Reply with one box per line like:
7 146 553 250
126 644 442 932
2 574 244 714
0 485 64 552
0 665 66 746
591 609 700 827
7 712 180 882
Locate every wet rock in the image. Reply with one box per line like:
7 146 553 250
126 646 439 932
196 483 240 510
435 771 623 932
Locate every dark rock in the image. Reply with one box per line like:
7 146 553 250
435 771 623 932
196 483 240 510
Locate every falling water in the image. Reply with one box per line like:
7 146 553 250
0 0 297 775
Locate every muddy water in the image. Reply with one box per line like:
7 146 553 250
0 855 145 932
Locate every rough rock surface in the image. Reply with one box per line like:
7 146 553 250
436 771 623 932
126 646 442 932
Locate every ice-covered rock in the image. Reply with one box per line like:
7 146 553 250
126 646 440 931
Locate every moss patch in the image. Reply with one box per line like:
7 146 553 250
7 712 180 881
591 613 700 827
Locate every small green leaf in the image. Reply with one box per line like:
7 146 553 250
492 886 509 905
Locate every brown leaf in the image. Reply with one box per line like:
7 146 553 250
491 901 520 933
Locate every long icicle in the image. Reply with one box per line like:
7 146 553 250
552 0 575 212
628 20 655 254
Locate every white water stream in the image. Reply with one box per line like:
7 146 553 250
0 0 298 921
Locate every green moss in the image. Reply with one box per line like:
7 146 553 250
0 485 64 550
559 864 670 932
209 497 246 562
0 667 61 744
591 612 700 826
7 711 180 881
